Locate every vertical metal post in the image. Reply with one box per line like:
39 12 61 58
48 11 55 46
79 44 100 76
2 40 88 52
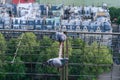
110 64 113 80
111 34 114 80
60 69 62 80
60 42 64 80
65 32 69 80
60 32 68 80
62 42 65 80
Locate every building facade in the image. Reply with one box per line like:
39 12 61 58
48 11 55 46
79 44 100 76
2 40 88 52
12 0 35 4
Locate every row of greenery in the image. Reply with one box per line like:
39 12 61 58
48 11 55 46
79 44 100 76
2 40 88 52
0 32 113 80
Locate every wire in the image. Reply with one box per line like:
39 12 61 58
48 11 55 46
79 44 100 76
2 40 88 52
11 33 24 64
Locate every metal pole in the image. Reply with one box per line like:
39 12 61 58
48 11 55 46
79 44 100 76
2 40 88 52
60 69 62 80
60 42 64 80
65 32 69 80
110 64 113 80
62 42 65 80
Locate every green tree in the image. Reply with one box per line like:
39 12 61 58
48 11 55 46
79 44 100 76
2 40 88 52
0 33 6 79
5 37 27 80
35 36 72 80
69 38 85 76
87 42 112 80
35 36 59 80
7 38 17 55
16 32 38 80
4 57 26 80
82 42 113 76
69 38 113 80
109 7 120 23
18 32 38 62
117 16 120 24
109 7 117 21
0 33 6 59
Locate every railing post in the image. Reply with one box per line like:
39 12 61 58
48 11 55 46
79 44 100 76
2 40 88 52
65 32 69 80
60 42 65 80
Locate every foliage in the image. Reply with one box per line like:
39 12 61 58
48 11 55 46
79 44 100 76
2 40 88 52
83 42 113 75
0 33 6 79
0 33 6 60
4 57 26 80
0 33 113 80
35 36 59 80
7 38 17 55
69 38 113 80
117 16 120 24
0 60 6 80
69 38 85 76
18 32 38 62
109 7 120 23
6 32 38 80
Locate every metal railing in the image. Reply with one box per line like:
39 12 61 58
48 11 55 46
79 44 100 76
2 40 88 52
0 30 120 80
